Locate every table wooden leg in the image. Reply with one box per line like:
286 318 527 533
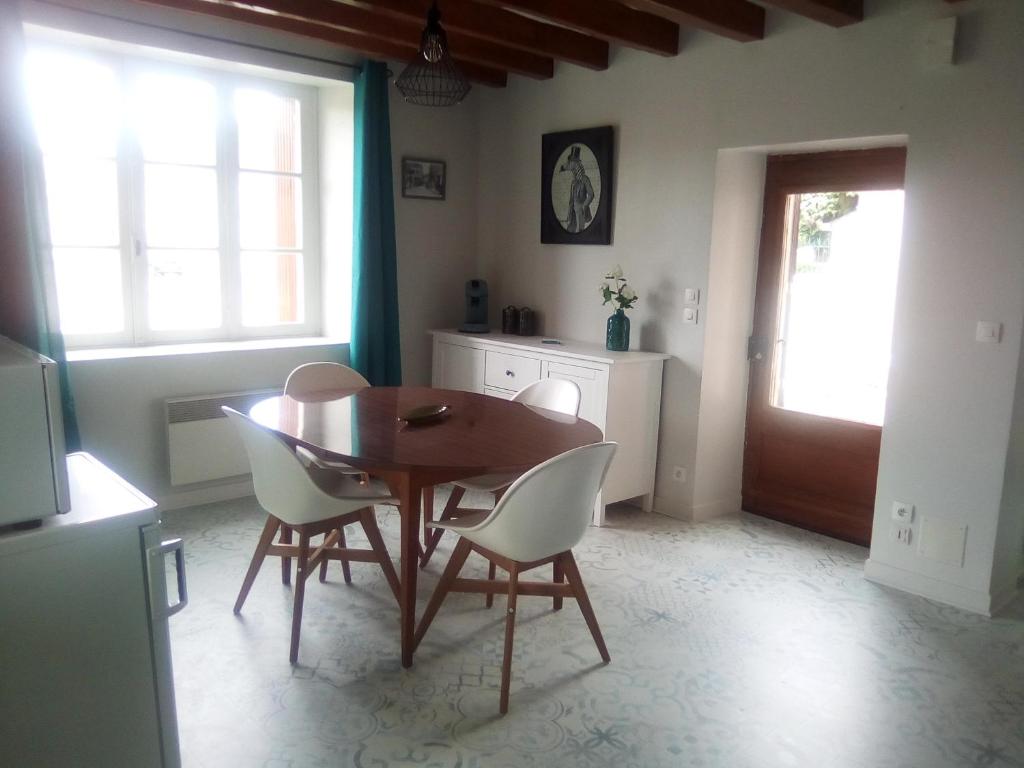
395 473 422 668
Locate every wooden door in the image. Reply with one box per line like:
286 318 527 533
743 148 907 546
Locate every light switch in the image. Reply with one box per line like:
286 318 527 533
683 307 698 325
976 321 1002 343
684 288 700 305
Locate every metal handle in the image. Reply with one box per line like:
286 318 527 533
158 538 188 618
505 369 515 377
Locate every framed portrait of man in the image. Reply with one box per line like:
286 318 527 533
540 126 613 245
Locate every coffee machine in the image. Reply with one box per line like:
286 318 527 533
459 279 490 333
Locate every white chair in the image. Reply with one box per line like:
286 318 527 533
414 441 617 714
224 407 401 664
284 362 370 473
285 361 370 398
420 378 582 568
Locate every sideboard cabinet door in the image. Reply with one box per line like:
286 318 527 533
544 360 608 431
435 342 485 393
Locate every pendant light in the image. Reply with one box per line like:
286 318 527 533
395 2 471 107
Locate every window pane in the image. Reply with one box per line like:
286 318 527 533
44 157 120 246
239 173 302 249
148 250 221 330
772 190 905 425
25 49 120 157
241 251 303 327
236 89 301 173
144 165 218 248
53 248 124 334
134 72 217 165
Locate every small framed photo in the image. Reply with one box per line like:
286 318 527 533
401 157 446 200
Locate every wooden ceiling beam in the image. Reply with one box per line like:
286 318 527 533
475 0 680 56
622 0 764 42
223 0 550 78
757 0 863 27
123 0 507 86
336 0 609 70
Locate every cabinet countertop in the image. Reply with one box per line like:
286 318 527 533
430 329 671 365
0 452 158 556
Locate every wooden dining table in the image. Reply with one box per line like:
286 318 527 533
249 385 604 668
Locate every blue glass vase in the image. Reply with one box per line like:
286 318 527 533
606 308 630 351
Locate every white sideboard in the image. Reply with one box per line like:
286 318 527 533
430 330 668 525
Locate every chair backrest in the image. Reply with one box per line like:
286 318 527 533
222 407 343 526
284 362 369 399
461 442 616 562
512 378 581 417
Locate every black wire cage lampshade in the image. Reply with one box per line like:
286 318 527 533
395 2 471 107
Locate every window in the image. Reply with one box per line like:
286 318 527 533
25 44 321 348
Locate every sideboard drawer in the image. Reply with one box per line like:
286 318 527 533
484 350 541 390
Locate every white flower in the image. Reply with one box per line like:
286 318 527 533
600 281 611 292
607 264 624 280
621 285 636 301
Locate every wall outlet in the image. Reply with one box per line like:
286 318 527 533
896 526 913 545
891 501 915 523
671 466 687 483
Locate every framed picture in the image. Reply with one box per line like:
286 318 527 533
401 157 446 200
541 126 614 245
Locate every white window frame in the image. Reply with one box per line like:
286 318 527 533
31 43 322 350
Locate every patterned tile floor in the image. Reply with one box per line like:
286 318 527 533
163 493 1024 768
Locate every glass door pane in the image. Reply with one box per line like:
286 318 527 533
771 189 905 426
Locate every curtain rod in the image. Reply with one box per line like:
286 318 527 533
30 0 385 76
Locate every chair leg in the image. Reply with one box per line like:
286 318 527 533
234 516 280 614
422 486 434 545
561 552 610 663
289 531 311 665
413 537 472 650
339 526 354 584
280 524 293 585
359 508 401 602
485 560 497 608
499 561 520 715
419 485 466 568
318 527 350 584
553 559 564 611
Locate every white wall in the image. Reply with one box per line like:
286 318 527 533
476 0 1024 611
69 344 342 507
991 329 1024 607
390 82 480 385
690 151 764 520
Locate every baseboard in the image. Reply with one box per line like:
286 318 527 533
155 478 255 512
989 582 1020 615
863 558 1000 616
652 495 691 521
691 495 742 521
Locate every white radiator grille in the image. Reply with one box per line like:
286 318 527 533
165 389 279 486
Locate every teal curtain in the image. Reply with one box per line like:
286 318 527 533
0 7 81 450
351 60 402 386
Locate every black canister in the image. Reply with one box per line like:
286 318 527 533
517 307 535 336
502 305 519 335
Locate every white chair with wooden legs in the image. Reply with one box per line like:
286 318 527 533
223 407 401 664
284 362 370 473
420 378 582 569
414 441 616 714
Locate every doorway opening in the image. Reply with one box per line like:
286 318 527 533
743 148 907 545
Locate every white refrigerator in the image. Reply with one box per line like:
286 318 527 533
0 452 186 767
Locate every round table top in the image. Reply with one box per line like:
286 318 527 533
249 386 604 475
